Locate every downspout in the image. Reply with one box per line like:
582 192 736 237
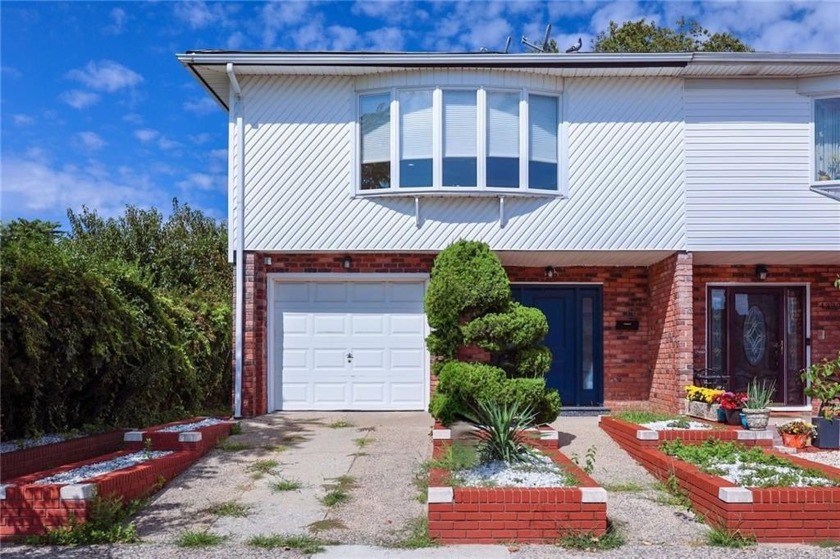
227 63 244 418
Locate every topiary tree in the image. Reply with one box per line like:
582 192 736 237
425 240 560 424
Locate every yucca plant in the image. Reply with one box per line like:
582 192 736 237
462 400 537 463
745 378 775 410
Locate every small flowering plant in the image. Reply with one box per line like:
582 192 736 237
684 385 724 404
776 419 817 437
714 391 748 410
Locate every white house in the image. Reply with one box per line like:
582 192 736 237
178 51 840 418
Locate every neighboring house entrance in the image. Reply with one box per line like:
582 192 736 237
270 275 428 411
512 286 603 407
707 285 807 406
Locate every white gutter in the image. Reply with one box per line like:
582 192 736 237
227 62 244 418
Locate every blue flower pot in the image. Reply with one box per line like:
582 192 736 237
740 412 748 429
716 408 726 423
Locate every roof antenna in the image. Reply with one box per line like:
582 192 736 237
522 24 552 53
503 36 511 54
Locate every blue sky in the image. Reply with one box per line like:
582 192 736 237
2 1 839 227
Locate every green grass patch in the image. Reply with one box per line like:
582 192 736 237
229 423 243 435
612 410 680 424
247 459 280 478
389 517 438 549
328 420 354 429
270 478 302 492
652 474 693 510
353 437 373 449
816 540 840 548
204 500 250 517
706 526 756 548
217 440 250 452
282 434 307 443
426 442 479 471
602 481 646 493
175 531 226 547
321 490 350 507
262 444 288 452
308 519 347 532
246 534 327 553
557 520 624 551
26 495 141 545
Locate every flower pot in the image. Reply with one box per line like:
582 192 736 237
742 408 770 430
812 417 840 450
687 401 720 421
716 407 726 423
781 432 810 449
723 408 743 426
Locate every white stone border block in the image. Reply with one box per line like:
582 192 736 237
179 432 202 443
0 484 13 500
60 483 97 501
636 430 659 441
736 430 773 441
539 429 559 441
124 431 145 442
718 487 753 503
432 429 451 440
580 487 608 503
427 487 454 503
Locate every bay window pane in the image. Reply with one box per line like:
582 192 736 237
529 95 558 190
360 93 391 190
815 98 840 182
400 90 433 187
487 92 519 188
443 90 477 187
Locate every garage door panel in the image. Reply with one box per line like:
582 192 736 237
313 315 348 335
283 314 309 335
313 349 347 369
391 283 425 303
314 283 348 302
283 349 308 369
282 383 309 404
352 349 385 368
313 383 348 403
351 283 387 302
390 315 425 335
391 383 425 403
351 315 386 335
352 383 386 402
391 349 424 369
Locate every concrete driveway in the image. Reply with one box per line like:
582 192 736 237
133 411 433 547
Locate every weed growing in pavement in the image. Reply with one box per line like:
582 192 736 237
142 437 153 460
319 474 356 506
357 426 376 432
247 459 280 478
26 495 141 545
706 525 756 548
816 540 840 548
321 490 350 507
557 520 624 551
653 473 693 510
262 444 287 452
229 423 243 435
350 451 368 457
353 437 373 449
570 445 597 475
217 439 250 452
282 434 307 443
307 518 347 533
328 420 354 429
204 501 250 517
389 517 438 549
602 481 646 492
271 478 302 492
613 410 679 424
247 534 327 553
175 531 227 547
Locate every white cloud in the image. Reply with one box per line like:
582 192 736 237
183 97 219 115
189 133 211 144
177 173 219 191
12 114 34 126
158 137 181 150
104 7 127 34
174 0 231 30
365 26 406 52
260 1 312 47
67 60 143 93
75 131 107 151
123 113 143 124
60 90 100 109
135 128 159 142
210 148 228 159
1 66 22 78
226 31 246 49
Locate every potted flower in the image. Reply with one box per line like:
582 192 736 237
776 419 817 449
801 353 840 449
742 378 775 430
714 391 748 426
684 385 724 421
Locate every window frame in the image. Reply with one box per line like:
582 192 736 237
354 85 566 197
811 94 840 187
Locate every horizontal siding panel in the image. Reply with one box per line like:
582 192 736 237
685 81 840 251
240 75 686 252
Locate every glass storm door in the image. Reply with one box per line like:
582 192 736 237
512 286 603 406
707 286 806 405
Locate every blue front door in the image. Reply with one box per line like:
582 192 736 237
511 286 603 407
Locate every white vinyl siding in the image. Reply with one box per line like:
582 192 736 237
685 80 840 250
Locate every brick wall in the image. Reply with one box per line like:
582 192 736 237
648 253 694 412
1 431 125 482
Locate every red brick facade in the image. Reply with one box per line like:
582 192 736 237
234 252 838 417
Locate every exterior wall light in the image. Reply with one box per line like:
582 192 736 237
343 256 353 269
755 264 769 281
545 266 556 279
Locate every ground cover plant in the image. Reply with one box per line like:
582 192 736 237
660 439 840 487
612 410 680 424
175 531 227 547
27 495 141 545
246 534 327 553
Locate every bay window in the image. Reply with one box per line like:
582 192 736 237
815 97 840 183
357 86 563 194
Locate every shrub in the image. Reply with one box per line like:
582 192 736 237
462 400 537 463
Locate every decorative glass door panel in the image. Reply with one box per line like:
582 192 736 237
707 286 805 406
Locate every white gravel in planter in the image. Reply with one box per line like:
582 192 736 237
0 434 72 454
157 418 226 433
642 420 712 431
35 451 173 485
457 453 571 488
709 458 837 488
790 450 840 470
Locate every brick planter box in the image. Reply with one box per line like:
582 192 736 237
427 424 607 544
123 418 235 455
599 415 772 466
0 449 197 539
0 430 126 482
618 441 840 543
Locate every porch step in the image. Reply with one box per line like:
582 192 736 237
558 406 611 417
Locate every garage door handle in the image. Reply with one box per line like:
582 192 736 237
346 352 353 363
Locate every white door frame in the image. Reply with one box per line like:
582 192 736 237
267 272 431 412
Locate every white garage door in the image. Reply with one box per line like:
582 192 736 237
272 278 427 411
